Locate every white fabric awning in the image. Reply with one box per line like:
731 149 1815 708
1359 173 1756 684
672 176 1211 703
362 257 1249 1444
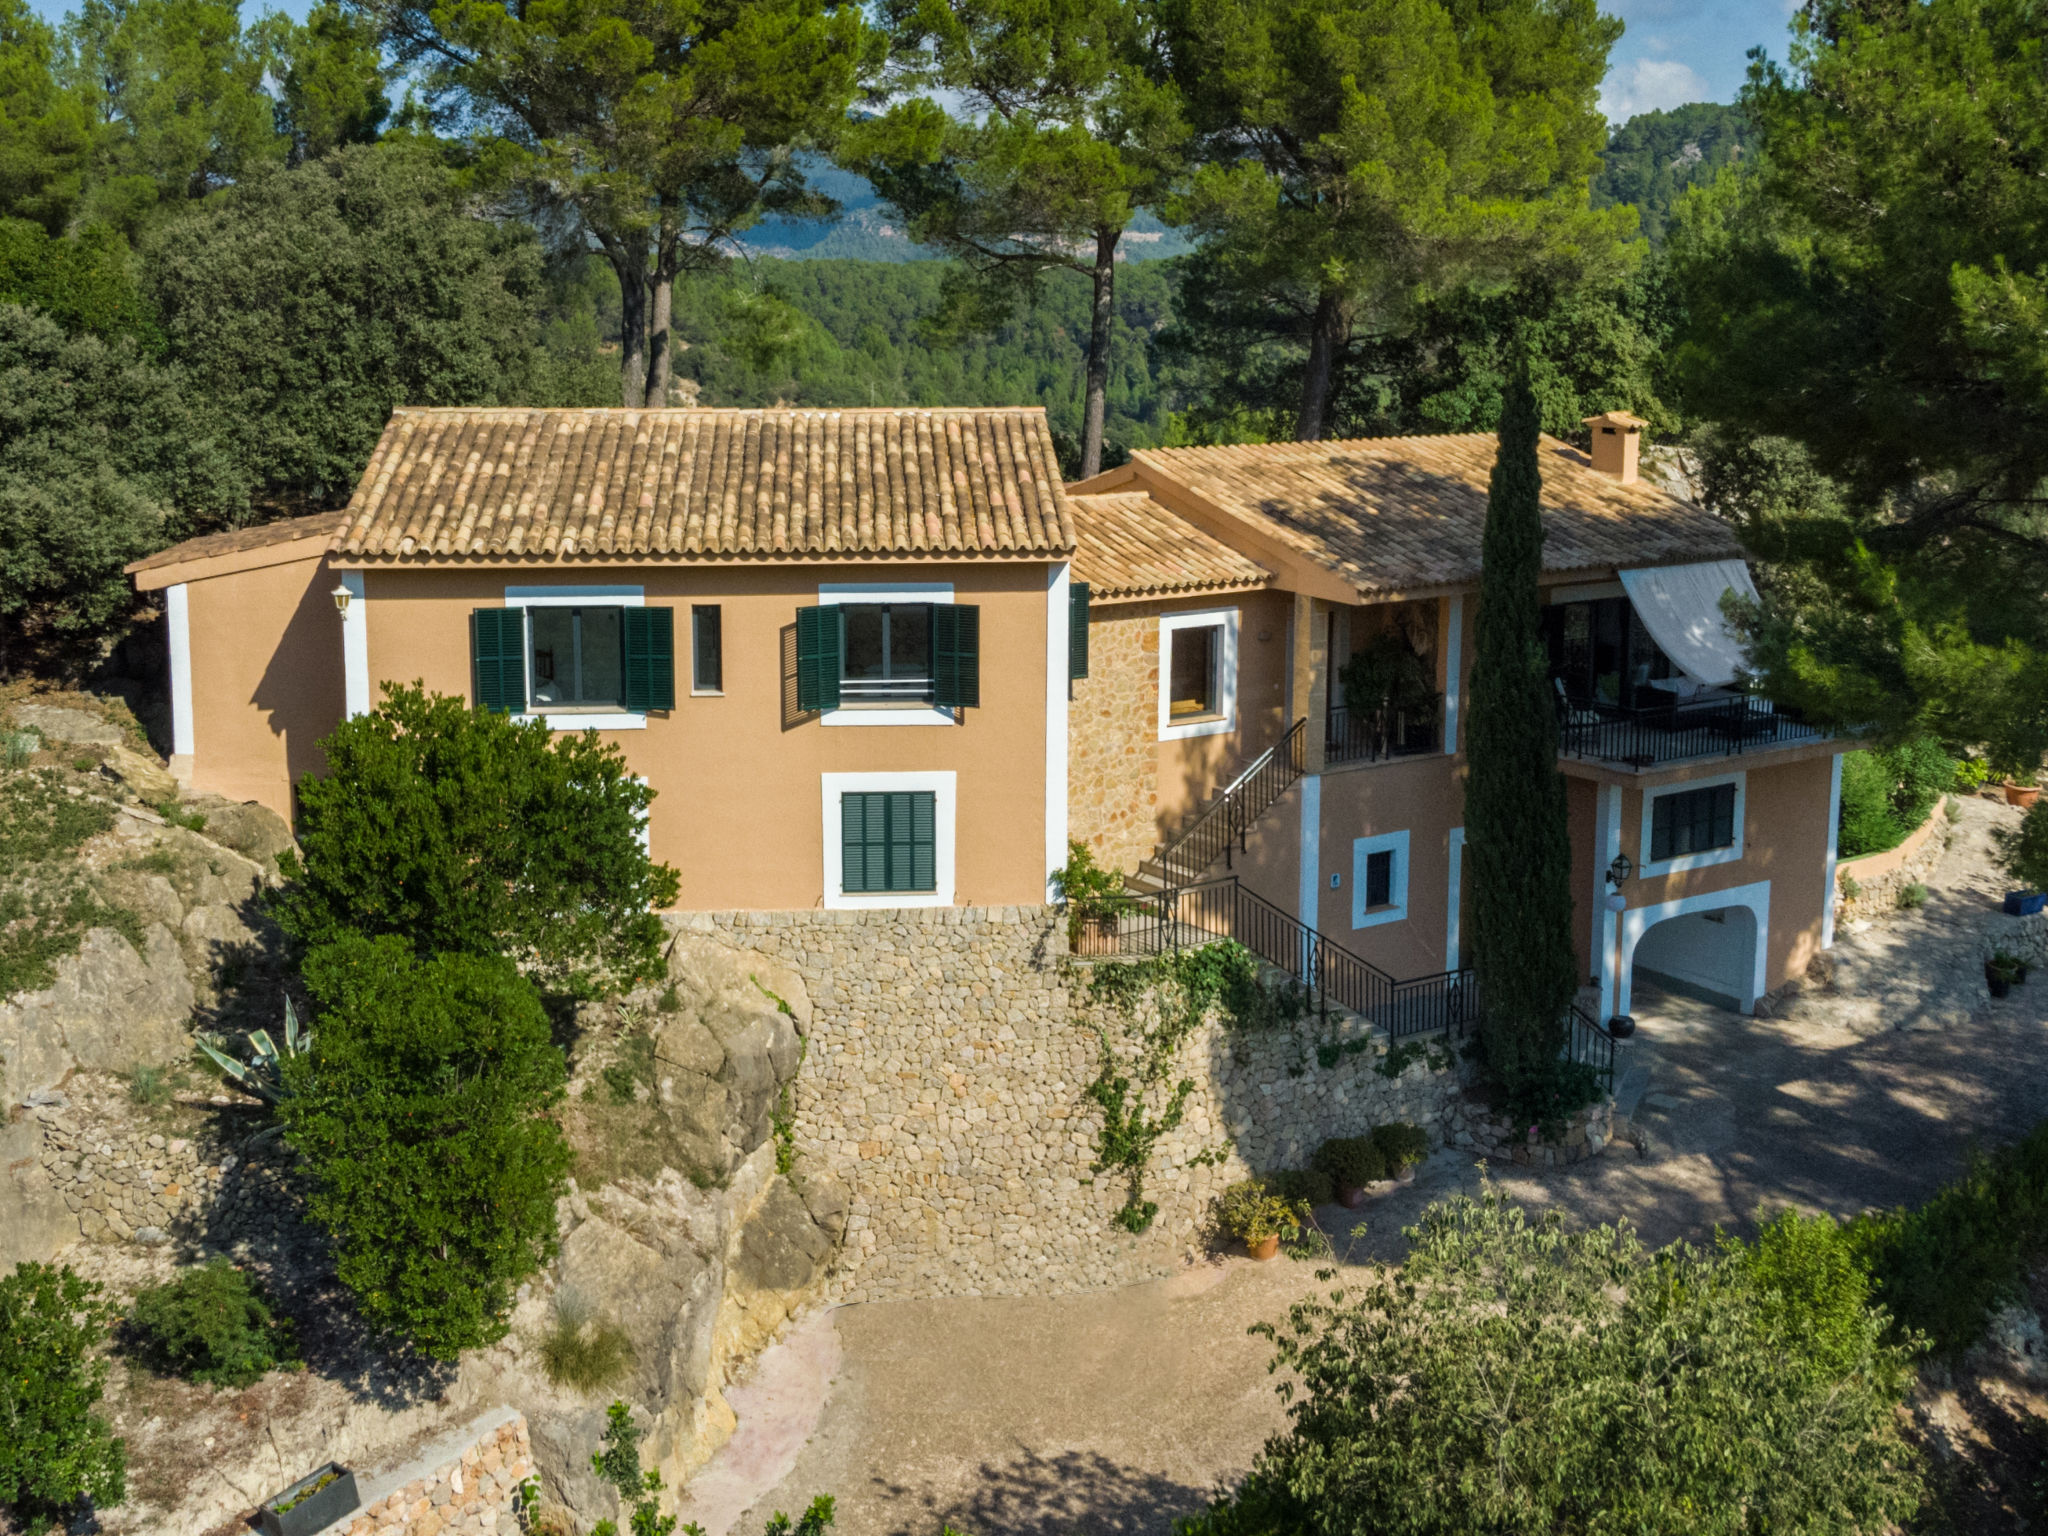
1618 559 1760 689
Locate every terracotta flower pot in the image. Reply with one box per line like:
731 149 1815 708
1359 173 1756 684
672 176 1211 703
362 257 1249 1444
2004 782 2041 808
1248 1234 1280 1261
1338 1185 1367 1209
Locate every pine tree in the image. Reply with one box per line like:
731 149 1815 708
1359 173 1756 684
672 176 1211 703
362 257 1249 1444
1463 363 1579 1106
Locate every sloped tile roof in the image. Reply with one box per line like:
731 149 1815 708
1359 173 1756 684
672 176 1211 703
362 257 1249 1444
125 510 346 575
1069 492 1272 600
1129 434 1741 595
335 407 1075 561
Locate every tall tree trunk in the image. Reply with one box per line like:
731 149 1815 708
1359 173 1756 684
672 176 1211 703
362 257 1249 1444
645 201 679 408
600 232 649 409
1078 227 1119 479
1295 289 1348 441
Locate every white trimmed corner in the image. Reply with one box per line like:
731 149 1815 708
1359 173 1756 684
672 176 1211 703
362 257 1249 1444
166 582 194 757
1822 752 1845 950
818 582 959 728
1638 769 1746 878
1442 594 1463 755
821 770 957 910
1445 826 1465 971
339 571 369 718
1045 563 1071 900
1157 606 1240 741
1350 829 1411 929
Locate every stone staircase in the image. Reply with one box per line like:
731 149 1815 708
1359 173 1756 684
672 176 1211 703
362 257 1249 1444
1130 718 1307 893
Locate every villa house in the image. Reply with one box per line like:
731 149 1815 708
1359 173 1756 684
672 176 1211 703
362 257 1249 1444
127 407 1080 912
1065 414 1848 1023
129 404 1848 1026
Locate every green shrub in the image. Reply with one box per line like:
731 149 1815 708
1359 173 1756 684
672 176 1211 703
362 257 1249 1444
1214 1180 1305 1244
1953 756 1993 793
1261 1167 1335 1208
0 1262 126 1532
1371 1122 1431 1171
1837 737 1957 857
1838 872 1862 902
537 1295 633 1392
1053 839 1132 947
281 933 573 1359
274 684 679 992
1185 1184 1922 1536
127 1260 297 1388
1847 1120 2048 1355
1897 881 1928 910
1999 796 2048 895
1312 1137 1386 1188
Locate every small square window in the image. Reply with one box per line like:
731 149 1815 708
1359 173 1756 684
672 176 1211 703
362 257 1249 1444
1651 783 1738 863
1365 849 1394 909
840 603 935 705
1169 624 1221 719
692 605 722 692
529 607 623 708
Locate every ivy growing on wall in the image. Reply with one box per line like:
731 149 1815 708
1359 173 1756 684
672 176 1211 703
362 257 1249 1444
1080 942 1304 1233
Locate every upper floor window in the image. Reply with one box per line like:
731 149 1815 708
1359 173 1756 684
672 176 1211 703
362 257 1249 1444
1158 608 1239 740
1651 782 1738 863
1170 623 1219 720
1546 595 1673 710
471 600 673 718
531 606 624 708
692 605 723 693
794 597 979 717
841 603 933 704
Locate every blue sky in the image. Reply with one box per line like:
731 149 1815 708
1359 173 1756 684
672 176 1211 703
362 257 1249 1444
1599 0 1800 119
28 0 1797 124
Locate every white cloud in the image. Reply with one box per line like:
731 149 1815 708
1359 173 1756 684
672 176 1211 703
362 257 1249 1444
1599 58 1713 124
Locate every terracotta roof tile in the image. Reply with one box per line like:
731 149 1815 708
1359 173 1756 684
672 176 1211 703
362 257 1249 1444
337 407 1076 560
1069 492 1272 599
1129 434 1740 595
124 510 346 575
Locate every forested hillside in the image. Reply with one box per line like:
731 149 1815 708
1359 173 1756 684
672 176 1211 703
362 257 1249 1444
1593 102 1752 244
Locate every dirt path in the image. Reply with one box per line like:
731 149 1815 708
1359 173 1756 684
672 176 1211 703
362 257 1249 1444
706 794 2048 1536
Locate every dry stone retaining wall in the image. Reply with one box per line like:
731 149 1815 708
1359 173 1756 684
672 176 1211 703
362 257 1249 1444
685 906 1499 1301
327 1408 533 1536
1835 804 1953 925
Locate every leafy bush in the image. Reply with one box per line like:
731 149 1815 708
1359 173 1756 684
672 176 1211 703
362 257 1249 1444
1260 1168 1335 1209
1312 1136 1386 1188
538 1295 633 1392
1847 1120 2048 1355
1186 1184 1922 1536
0 1262 126 1532
1837 737 1957 857
1052 839 1131 947
590 1400 677 1536
281 933 572 1358
1897 881 1928 910
1953 756 1993 793
1371 1122 1431 1171
275 684 679 992
127 1260 297 1388
1214 1180 1305 1244
1999 796 2048 895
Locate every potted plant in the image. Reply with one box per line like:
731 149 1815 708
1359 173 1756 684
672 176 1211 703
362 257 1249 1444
1312 1136 1387 1208
1996 757 2043 808
1215 1179 1303 1259
1371 1122 1431 1184
260 1463 359 1536
1987 951 2025 999
1055 841 1134 954
1996 795 2048 917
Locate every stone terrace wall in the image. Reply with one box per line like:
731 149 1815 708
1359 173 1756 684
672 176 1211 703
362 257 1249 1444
1068 605 1162 876
684 907 1471 1301
326 1408 533 1536
1835 804 1952 925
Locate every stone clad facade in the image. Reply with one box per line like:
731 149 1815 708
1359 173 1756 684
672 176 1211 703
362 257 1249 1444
689 905 1482 1301
1068 605 1162 877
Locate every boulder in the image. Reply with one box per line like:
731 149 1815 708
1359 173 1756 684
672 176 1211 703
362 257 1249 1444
9 703 123 747
101 745 179 804
0 924 194 1106
662 930 812 1034
731 1179 834 1296
648 975 802 1177
182 794 296 871
0 1114 78 1268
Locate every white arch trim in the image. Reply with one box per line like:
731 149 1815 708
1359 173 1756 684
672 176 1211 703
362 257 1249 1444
1617 879 1771 1017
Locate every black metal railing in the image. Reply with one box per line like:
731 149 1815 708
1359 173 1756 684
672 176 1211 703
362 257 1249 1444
1556 692 1829 768
1562 1001 1615 1093
1326 698 1443 766
1146 719 1307 884
1074 875 1479 1040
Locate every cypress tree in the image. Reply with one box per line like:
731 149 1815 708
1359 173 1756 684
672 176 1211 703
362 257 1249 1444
1463 363 1580 1106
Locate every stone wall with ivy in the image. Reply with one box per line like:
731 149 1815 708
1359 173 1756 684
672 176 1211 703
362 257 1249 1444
685 906 1471 1301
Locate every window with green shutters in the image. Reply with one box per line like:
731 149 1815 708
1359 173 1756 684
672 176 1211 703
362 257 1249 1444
472 604 674 715
1069 582 1090 679
794 602 979 713
841 791 937 893
622 607 676 711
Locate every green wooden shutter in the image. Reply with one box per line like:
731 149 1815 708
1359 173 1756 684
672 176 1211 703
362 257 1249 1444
840 791 936 894
1069 581 1090 679
624 607 676 711
471 608 527 713
908 791 935 890
842 793 881 893
932 604 980 709
796 605 842 713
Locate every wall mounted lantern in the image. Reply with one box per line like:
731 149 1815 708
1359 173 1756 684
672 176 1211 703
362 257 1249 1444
331 582 353 616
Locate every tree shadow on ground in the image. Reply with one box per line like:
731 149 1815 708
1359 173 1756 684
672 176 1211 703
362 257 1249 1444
871 1450 1219 1536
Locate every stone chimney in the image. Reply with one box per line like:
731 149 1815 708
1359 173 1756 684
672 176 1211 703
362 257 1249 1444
1582 410 1646 485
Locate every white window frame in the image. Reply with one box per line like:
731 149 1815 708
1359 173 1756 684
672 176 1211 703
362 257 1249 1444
1351 829 1411 929
504 585 647 731
818 582 958 728
1639 769 1746 878
1158 607 1239 740
822 770 957 909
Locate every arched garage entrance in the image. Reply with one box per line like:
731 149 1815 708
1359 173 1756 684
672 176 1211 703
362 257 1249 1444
1617 881 1771 1017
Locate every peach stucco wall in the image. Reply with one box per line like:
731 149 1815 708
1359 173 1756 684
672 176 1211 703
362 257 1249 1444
183 550 347 816
356 561 1055 911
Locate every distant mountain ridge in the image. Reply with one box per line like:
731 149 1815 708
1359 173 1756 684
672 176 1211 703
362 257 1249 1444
1592 101 1753 245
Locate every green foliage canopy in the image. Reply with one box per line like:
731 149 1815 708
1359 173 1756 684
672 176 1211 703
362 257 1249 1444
282 933 572 1359
1186 1186 1923 1536
127 1258 297 1388
0 1262 126 1532
275 683 679 990
1590 101 1751 246
0 0 90 233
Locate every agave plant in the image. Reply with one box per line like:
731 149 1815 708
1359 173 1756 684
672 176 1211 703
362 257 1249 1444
196 997 310 1108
